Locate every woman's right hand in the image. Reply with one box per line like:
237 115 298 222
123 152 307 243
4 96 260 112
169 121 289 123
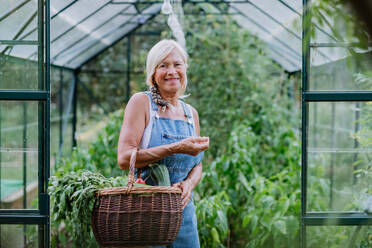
174 137 209 156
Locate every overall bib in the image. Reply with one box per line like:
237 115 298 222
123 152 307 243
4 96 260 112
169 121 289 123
138 92 204 248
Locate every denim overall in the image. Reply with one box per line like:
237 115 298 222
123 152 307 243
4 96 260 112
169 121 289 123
139 92 203 248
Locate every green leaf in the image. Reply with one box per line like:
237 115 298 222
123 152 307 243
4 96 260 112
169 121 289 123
274 220 287 235
211 227 220 243
250 215 258 230
238 171 251 192
243 215 250 228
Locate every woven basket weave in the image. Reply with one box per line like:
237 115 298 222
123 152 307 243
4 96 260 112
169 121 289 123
92 150 183 247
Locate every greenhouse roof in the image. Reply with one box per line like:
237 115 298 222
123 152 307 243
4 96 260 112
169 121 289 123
0 0 347 72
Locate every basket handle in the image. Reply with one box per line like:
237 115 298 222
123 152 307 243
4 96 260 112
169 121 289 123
125 148 138 194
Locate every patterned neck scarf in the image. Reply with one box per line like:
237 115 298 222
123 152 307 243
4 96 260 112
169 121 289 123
150 85 169 112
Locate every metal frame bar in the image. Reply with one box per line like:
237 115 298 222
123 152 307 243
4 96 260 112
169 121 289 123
304 215 372 226
0 40 38 45
126 35 131 103
0 215 48 224
310 42 372 48
59 69 64 157
0 91 48 100
119 12 235 15
0 209 39 214
79 69 144 74
304 92 372 101
301 0 310 246
72 70 78 148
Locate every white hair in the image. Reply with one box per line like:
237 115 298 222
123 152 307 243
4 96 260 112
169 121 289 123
146 39 188 97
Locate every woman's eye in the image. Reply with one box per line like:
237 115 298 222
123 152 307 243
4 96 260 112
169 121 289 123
159 64 166 68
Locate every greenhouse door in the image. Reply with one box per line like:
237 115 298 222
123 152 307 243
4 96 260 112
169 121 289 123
0 0 50 247
301 0 372 247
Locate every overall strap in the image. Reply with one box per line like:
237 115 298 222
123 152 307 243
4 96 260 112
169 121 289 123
144 91 159 112
139 92 158 150
181 101 194 126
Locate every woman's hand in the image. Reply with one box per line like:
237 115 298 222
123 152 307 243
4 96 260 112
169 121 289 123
172 179 194 209
174 137 209 156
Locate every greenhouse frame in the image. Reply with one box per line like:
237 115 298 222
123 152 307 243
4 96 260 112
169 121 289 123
0 0 371 247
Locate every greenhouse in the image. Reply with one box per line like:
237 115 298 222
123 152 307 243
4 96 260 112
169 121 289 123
0 0 371 247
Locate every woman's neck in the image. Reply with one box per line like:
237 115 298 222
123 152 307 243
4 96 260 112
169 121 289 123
159 90 178 106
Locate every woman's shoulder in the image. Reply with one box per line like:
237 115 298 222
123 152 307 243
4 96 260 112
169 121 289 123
129 92 149 103
126 92 150 111
180 100 199 118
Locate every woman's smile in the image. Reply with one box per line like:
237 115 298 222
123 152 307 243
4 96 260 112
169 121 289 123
165 77 180 83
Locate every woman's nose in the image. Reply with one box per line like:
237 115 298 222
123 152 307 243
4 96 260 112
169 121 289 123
166 65 176 74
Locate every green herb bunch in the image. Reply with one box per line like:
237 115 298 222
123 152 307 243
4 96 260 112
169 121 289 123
49 171 127 247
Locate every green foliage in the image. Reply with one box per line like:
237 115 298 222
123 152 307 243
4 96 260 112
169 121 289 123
49 171 127 248
185 14 290 157
50 110 128 247
196 191 231 248
196 106 301 248
87 109 125 177
56 109 124 177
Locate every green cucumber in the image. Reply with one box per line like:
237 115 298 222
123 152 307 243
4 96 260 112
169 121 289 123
149 163 171 186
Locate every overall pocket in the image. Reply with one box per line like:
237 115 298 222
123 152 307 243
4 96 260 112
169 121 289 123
161 132 196 183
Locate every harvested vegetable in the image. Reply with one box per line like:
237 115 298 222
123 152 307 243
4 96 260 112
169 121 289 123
135 178 147 184
149 163 171 186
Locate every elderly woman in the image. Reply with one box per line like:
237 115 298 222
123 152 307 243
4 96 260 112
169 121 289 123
117 39 209 247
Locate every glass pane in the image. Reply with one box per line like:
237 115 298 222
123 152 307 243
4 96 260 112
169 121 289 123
0 224 38 247
0 46 39 90
310 1 368 45
50 68 74 172
310 47 372 91
0 0 38 40
306 226 372 248
0 102 39 209
307 102 372 212
67 22 136 68
232 3 301 72
0 44 38 60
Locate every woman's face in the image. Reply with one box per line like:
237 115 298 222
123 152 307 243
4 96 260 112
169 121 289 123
153 48 186 95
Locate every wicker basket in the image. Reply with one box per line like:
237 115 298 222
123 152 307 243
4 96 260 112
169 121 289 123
92 150 183 247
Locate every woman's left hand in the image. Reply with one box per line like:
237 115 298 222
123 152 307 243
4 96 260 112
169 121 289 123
172 180 194 209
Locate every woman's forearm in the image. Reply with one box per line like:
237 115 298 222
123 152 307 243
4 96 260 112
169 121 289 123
185 163 202 190
118 137 208 170
118 142 182 170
